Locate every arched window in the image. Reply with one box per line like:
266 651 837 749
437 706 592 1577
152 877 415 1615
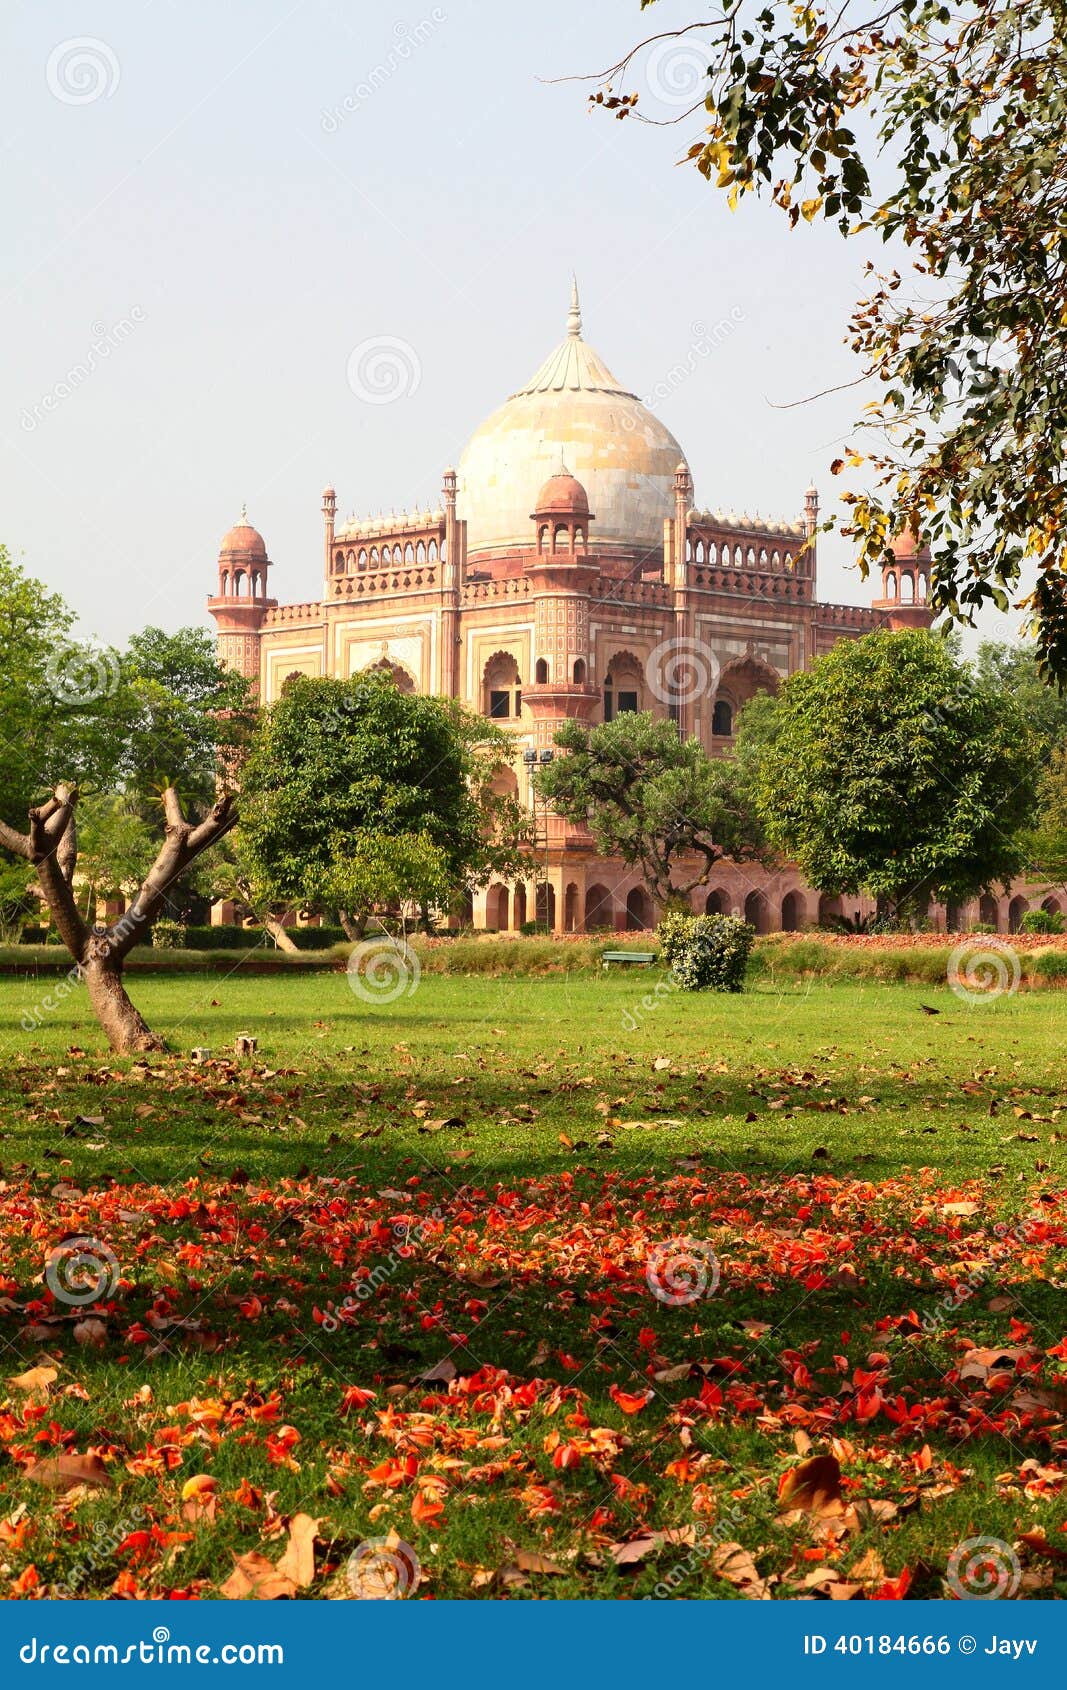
712 699 733 736
721 544 732 567
428 540 438 562
575 528 585 551
363 658 415 692
917 573 928 603
404 543 414 563
573 657 587 684
886 572 898 599
416 541 426 562
602 653 643 721
554 525 571 553
535 658 549 684
370 547 379 566
900 572 915 603
334 549 345 573
358 549 368 571
538 525 550 554
483 652 522 719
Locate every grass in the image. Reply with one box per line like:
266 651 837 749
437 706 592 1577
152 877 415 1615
0 966 1065 1600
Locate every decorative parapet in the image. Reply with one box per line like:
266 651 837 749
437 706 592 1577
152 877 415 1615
332 567 438 598
814 602 881 628
263 601 323 627
462 576 532 604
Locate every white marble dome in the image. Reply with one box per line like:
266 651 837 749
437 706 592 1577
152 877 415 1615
457 287 689 561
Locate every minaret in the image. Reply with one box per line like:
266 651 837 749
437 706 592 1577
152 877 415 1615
207 507 277 696
441 467 462 697
322 484 337 585
804 483 819 537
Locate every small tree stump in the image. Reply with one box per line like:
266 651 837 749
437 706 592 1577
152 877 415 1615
234 1034 258 1057
190 1047 212 1064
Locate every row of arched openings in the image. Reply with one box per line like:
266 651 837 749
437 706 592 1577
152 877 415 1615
334 539 441 574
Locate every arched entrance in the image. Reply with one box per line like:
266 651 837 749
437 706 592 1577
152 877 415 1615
1009 895 1028 933
979 894 1000 929
744 890 772 934
485 884 509 931
781 890 805 932
535 883 556 930
585 884 613 931
818 894 843 927
704 888 727 915
564 883 579 933
625 888 653 931
1042 896 1062 916
513 884 527 929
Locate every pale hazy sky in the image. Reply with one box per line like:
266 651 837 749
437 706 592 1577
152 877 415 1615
4 0 1026 649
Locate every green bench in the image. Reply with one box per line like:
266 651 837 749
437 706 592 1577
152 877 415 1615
601 950 658 969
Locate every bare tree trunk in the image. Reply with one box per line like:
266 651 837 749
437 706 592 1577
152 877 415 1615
82 951 163 1052
2 785 237 1055
337 909 366 941
263 913 300 952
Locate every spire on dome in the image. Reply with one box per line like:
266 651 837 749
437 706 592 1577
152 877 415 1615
567 276 582 339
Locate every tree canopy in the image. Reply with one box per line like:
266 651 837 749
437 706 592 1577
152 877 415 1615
536 710 764 905
737 628 1039 916
237 675 529 929
595 2 1067 675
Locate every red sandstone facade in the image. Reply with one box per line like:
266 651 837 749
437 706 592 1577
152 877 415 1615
209 292 1018 938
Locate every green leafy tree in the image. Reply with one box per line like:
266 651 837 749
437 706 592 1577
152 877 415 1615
0 548 119 820
974 642 1067 763
596 2 1067 673
238 675 529 932
74 793 156 918
536 711 765 905
739 629 1039 918
0 860 37 943
117 626 255 809
1023 745 1067 900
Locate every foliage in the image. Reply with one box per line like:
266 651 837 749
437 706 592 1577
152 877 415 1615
0 859 37 943
321 829 455 932
537 711 765 902
239 676 529 924
597 2 1067 675
150 918 187 950
657 909 754 991
1020 908 1064 935
739 630 1039 918
74 793 156 915
1023 745 1067 892
973 643 1067 763
0 549 119 823
115 626 255 811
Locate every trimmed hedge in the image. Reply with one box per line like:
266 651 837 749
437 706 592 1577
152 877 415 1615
179 925 347 952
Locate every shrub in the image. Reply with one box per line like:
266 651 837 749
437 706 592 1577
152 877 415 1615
970 922 997 934
1031 949 1067 980
1020 908 1064 934
151 918 186 949
658 911 755 992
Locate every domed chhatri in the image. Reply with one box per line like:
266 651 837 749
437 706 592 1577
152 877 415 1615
219 505 268 559
533 470 591 519
458 282 685 561
208 280 937 935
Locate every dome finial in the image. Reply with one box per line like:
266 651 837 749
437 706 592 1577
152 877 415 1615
567 275 582 339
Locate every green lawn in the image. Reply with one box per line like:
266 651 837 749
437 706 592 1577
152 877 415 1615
0 967 1064 1599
